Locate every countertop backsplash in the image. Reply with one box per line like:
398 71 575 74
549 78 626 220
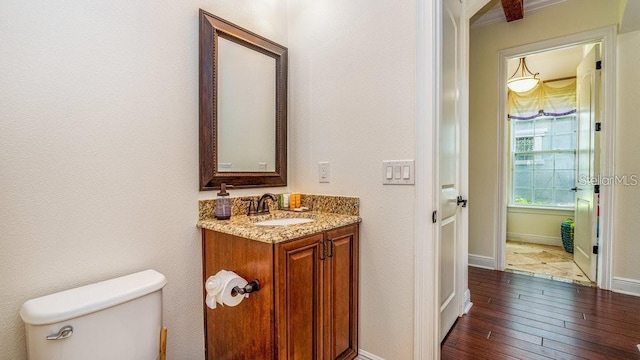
199 194 359 221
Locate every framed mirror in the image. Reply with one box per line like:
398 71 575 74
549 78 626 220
199 10 287 190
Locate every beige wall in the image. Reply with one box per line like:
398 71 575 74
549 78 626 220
0 1 288 359
287 1 417 358
507 208 574 246
614 30 640 280
469 0 622 259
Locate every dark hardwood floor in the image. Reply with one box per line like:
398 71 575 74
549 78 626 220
442 267 640 359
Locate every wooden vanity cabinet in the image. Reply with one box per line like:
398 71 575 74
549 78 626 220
202 224 359 360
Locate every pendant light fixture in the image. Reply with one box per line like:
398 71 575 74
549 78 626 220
507 57 540 93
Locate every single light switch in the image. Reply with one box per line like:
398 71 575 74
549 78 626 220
403 165 410 179
386 166 393 179
394 166 402 179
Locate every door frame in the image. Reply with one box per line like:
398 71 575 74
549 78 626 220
414 0 440 357
495 26 617 290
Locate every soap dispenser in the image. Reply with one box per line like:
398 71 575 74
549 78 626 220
215 183 233 220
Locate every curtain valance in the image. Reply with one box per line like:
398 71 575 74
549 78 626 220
508 78 576 120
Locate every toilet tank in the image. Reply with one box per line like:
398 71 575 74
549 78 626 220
20 269 167 360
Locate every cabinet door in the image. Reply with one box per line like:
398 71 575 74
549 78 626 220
275 233 325 360
324 225 359 360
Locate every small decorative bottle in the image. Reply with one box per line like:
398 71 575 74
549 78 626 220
215 183 233 220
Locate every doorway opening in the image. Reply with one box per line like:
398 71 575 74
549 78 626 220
495 26 617 291
504 44 599 286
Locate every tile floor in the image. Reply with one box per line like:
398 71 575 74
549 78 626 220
505 240 594 286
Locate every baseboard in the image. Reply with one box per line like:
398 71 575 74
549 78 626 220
468 254 495 269
611 277 640 297
463 288 473 314
358 349 385 360
507 232 563 247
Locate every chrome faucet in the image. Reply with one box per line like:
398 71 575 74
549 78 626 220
256 193 278 214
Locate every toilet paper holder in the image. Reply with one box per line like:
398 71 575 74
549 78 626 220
231 279 260 297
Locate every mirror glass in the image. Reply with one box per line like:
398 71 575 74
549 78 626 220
199 10 287 190
217 37 276 172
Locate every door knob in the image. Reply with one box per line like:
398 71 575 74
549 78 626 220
571 187 582 192
456 196 468 208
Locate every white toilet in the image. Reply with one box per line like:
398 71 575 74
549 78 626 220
20 269 167 360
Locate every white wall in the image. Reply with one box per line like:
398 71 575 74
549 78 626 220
287 1 417 358
469 0 622 260
0 1 288 359
614 29 640 281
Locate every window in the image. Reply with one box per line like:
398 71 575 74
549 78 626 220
511 115 576 207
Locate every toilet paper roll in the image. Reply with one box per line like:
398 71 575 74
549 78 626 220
205 270 249 309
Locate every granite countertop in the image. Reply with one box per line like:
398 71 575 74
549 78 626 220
197 210 361 243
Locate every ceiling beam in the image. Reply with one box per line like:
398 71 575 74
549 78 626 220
501 0 524 22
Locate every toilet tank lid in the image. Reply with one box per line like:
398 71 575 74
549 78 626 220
20 269 167 325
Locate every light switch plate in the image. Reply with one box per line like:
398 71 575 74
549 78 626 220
382 160 414 185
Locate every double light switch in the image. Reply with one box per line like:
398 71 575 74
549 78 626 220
382 160 414 185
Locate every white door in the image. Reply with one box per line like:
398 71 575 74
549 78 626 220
439 0 463 342
574 45 600 282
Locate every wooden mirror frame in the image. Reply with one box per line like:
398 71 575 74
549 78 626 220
199 10 287 190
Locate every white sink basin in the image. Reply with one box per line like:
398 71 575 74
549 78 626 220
254 218 315 226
